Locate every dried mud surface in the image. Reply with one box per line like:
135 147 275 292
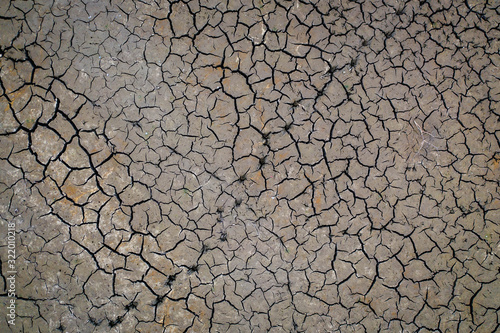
0 0 499 332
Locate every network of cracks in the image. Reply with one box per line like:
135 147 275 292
0 0 499 332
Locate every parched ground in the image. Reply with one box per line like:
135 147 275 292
0 0 499 332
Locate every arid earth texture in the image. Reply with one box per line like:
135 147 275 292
0 0 499 332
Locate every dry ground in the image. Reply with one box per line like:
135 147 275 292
0 0 499 332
